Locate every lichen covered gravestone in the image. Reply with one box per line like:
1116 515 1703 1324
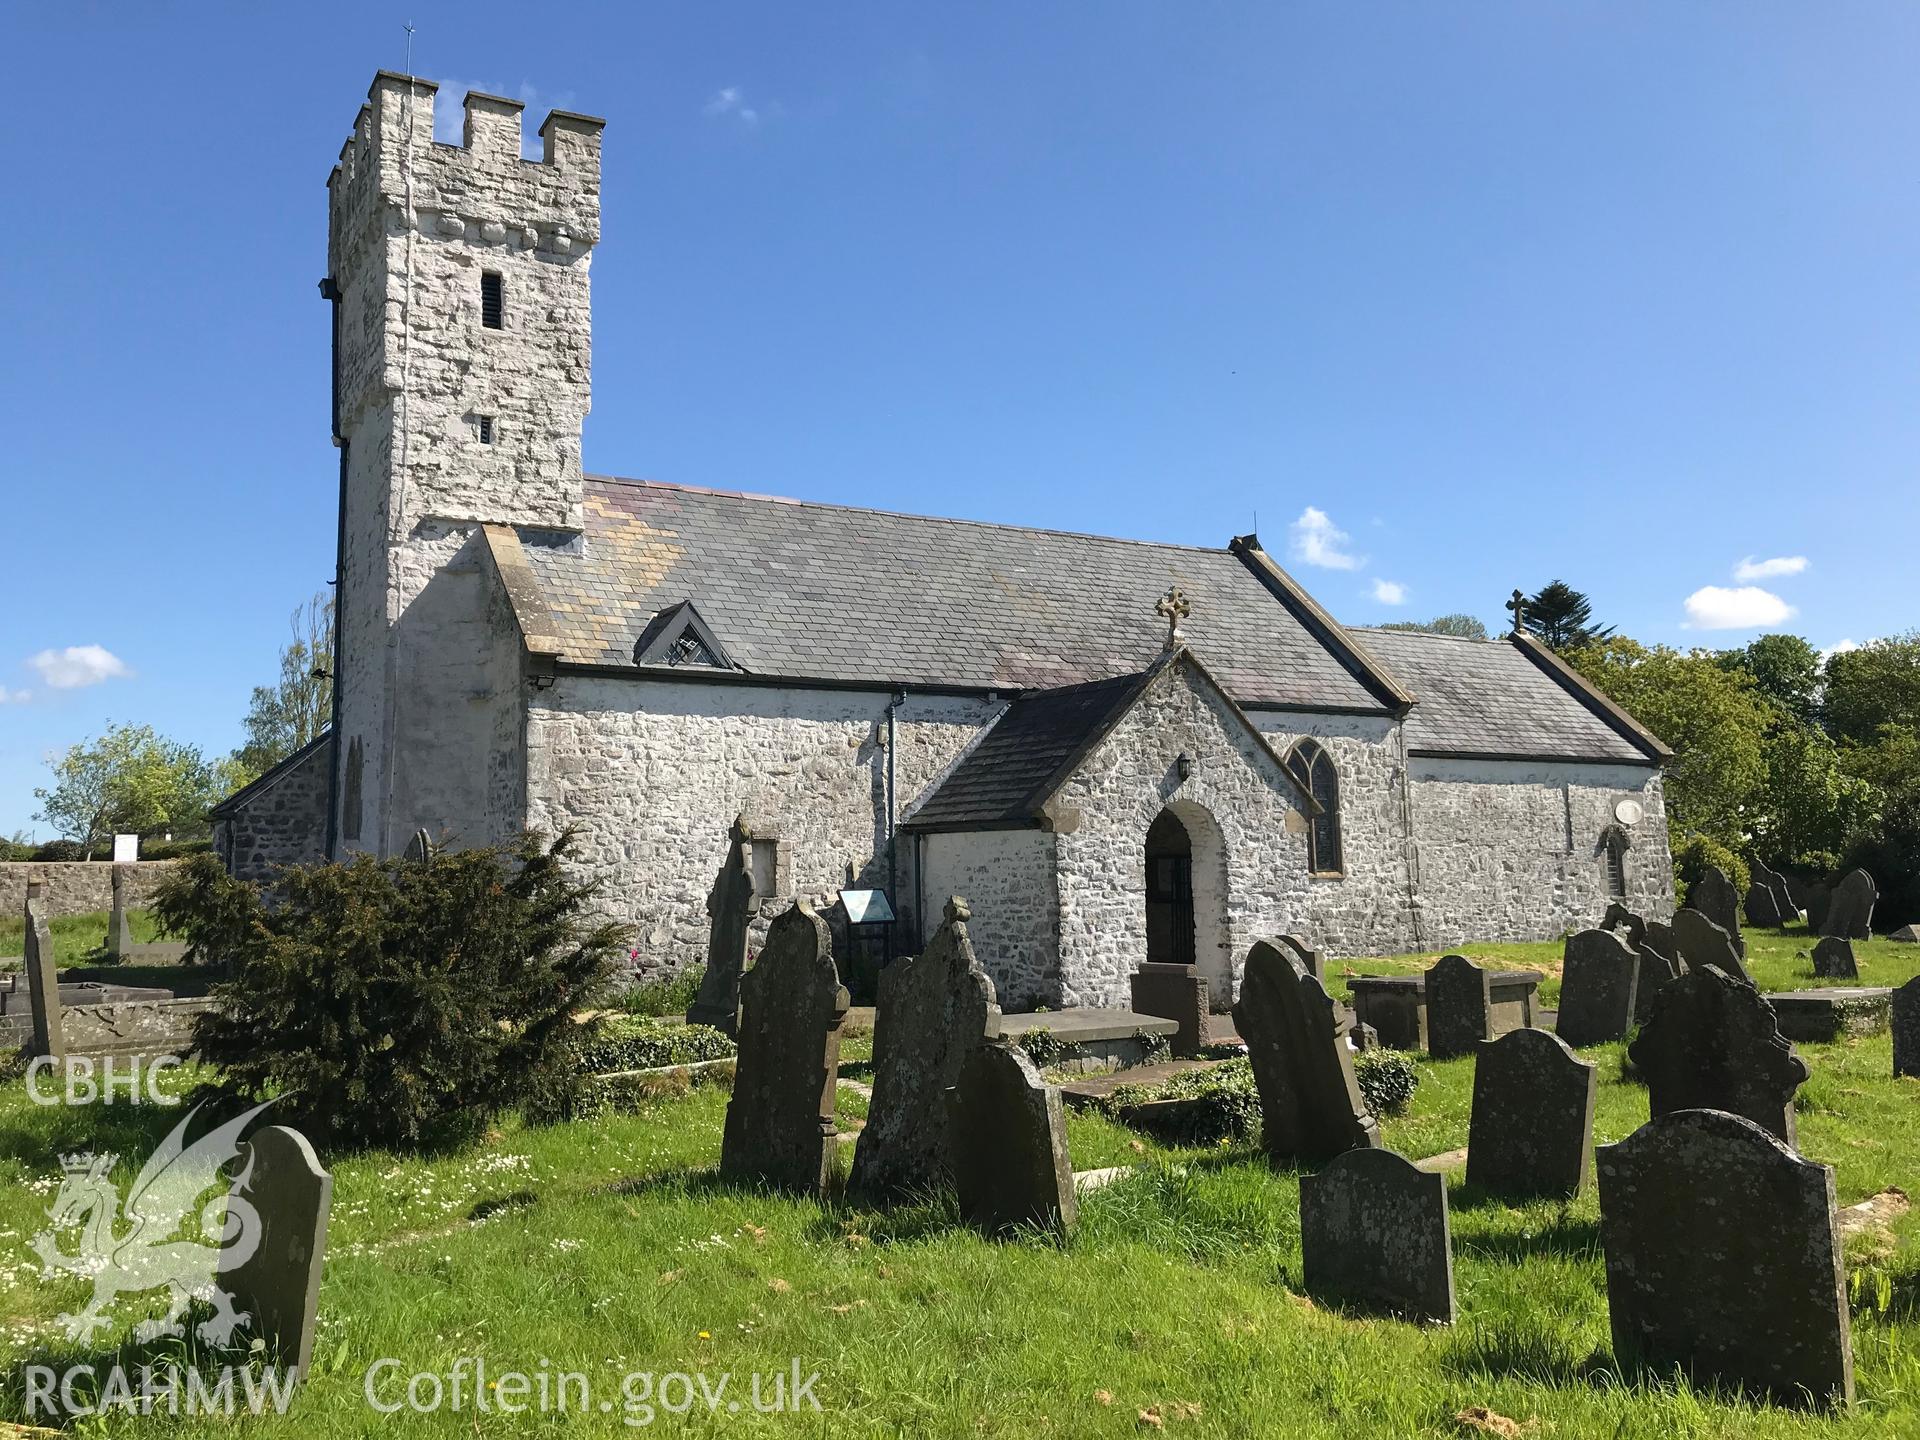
1597 1109 1852 1410
23 881 62 1060
1556 929 1640 1047
1689 866 1745 953
850 896 1000 1197
686 817 759 1036
1629 965 1808 1147
1634 944 1678 1027
1602 901 1647 953
1425 954 1492 1058
1747 859 1795 928
1893 978 1920 1079
218 1125 333 1377
1812 936 1858 980
1672 908 1752 985
1821 869 1877 941
1300 1148 1455 1324
719 902 851 1195
1468 1028 1598 1198
1231 939 1380 1163
947 1041 1076 1236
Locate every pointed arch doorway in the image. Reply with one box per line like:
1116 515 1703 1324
1143 800 1232 1004
1145 809 1195 966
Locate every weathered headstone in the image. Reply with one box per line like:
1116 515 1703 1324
1467 1028 1597 1198
718 902 851 1195
1601 901 1647 953
1300 1148 1455 1324
401 828 435 863
1689 866 1744 952
1805 881 1834 934
1893 978 1920 1078
1747 859 1796 928
1890 923 1920 945
1822 869 1877 941
1672 908 1751 985
1645 919 1678 966
1556 929 1640 1047
1628 965 1808 1147
850 897 1000 1197
947 1041 1076 1235
1634 943 1678 1026
108 865 133 960
1597 1109 1853 1410
1269 933 1325 985
1231 939 1380 1162
1128 963 1211 1057
1425 953 1491 1058
1812 936 1858 980
219 1125 333 1377
686 817 758 1036
23 881 62 1060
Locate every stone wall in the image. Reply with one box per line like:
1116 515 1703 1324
216 738 333 883
1408 756 1674 946
915 829 1059 1010
526 678 1004 976
0 862 182 922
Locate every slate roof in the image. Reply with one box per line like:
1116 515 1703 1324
1353 628 1659 763
519 477 1391 710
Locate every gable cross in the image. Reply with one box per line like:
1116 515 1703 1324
1506 588 1527 636
1155 587 1192 649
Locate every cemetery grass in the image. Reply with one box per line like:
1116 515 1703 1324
1 1037 1919 1438
0 906 167 968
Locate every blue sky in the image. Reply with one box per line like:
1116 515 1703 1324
1 3 1914 838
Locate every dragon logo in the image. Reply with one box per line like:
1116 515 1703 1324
31 1101 273 1345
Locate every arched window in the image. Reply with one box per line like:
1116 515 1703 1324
1285 740 1344 876
1601 825 1630 899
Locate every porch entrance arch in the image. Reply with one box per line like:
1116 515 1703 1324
1143 799 1232 1004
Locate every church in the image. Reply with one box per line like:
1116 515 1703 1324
212 73 1676 1009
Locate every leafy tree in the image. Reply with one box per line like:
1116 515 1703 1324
230 591 334 784
1377 614 1489 640
1568 638 1769 853
34 724 219 857
1824 632 1920 748
1749 719 1875 872
1717 633 1823 725
1521 580 1614 652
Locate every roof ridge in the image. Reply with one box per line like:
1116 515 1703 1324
583 473 1236 556
1349 626 1499 646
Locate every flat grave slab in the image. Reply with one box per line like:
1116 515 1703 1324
1768 988 1891 1043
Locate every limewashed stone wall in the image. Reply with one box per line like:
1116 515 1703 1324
215 738 333 883
916 828 1059 1011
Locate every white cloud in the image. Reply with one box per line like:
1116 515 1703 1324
27 645 131 689
1822 638 1871 661
0 686 28 704
1733 555 1809 583
429 79 580 159
1287 507 1363 571
1681 586 1797 631
1370 578 1407 605
704 86 762 125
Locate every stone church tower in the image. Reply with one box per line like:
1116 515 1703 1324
322 73 602 854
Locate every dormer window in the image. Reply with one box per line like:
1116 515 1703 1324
634 601 736 670
480 271 504 329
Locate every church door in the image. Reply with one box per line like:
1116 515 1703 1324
1145 808 1196 967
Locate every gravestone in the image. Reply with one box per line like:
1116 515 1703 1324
1891 923 1920 944
108 865 134 960
1129 964 1211 1057
1645 919 1679 966
718 902 851 1195
401 828 435 863
1556 929 1641 1047
1634 944 1678 1026
850 897 1001 1197
219 1125 333 1377
1747 860 1795 928
1425 954 1492 1059
947 1041 1076 1235
1805 882 1834 934
1597 1110 1852 1410
1269 933 1325 984
1601 901 1647 953
1231 939 1380 1162
22 881 62 1060
1822 869 1877 941
1893 978 1920 1078
686 817 758 1036
1812 936 1858 980
1689 867 1745 953
1467 1028 1597 1198
1628 965 1808 1147
1300 1148 1455 1324
1672 908 1752 985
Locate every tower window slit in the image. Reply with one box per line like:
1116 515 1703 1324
480 271 504 329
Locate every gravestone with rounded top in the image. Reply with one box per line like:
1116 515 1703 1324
1425 954 1492 1059
719 902 851 1196
1300 1147 1455 1324
1602 901 1647 953
1628 965 1808 1147
1673 908 1752 985
1269 933 1325 985
218 1124 333 1377
1634 944 1678 1026
947 1040 1076 1236
687 817 758 1036
1556 929 1641 1047
1812 936 1858 980
1822 869 1877 941
1232 939 1380 1162
1689 867 1745 953
1747 860 1795 928
1597 1109 1852 1410
1467 1028 1597 1198
851 896 1001 1197
1892 977 1920 1079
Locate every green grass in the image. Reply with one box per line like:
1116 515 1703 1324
0 906 168 969
4 1001 1920 1436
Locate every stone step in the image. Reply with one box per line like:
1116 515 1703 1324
1057 1057 1234 1108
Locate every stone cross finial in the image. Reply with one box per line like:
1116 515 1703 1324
1156 587 1192 648
1506 589 1527 636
